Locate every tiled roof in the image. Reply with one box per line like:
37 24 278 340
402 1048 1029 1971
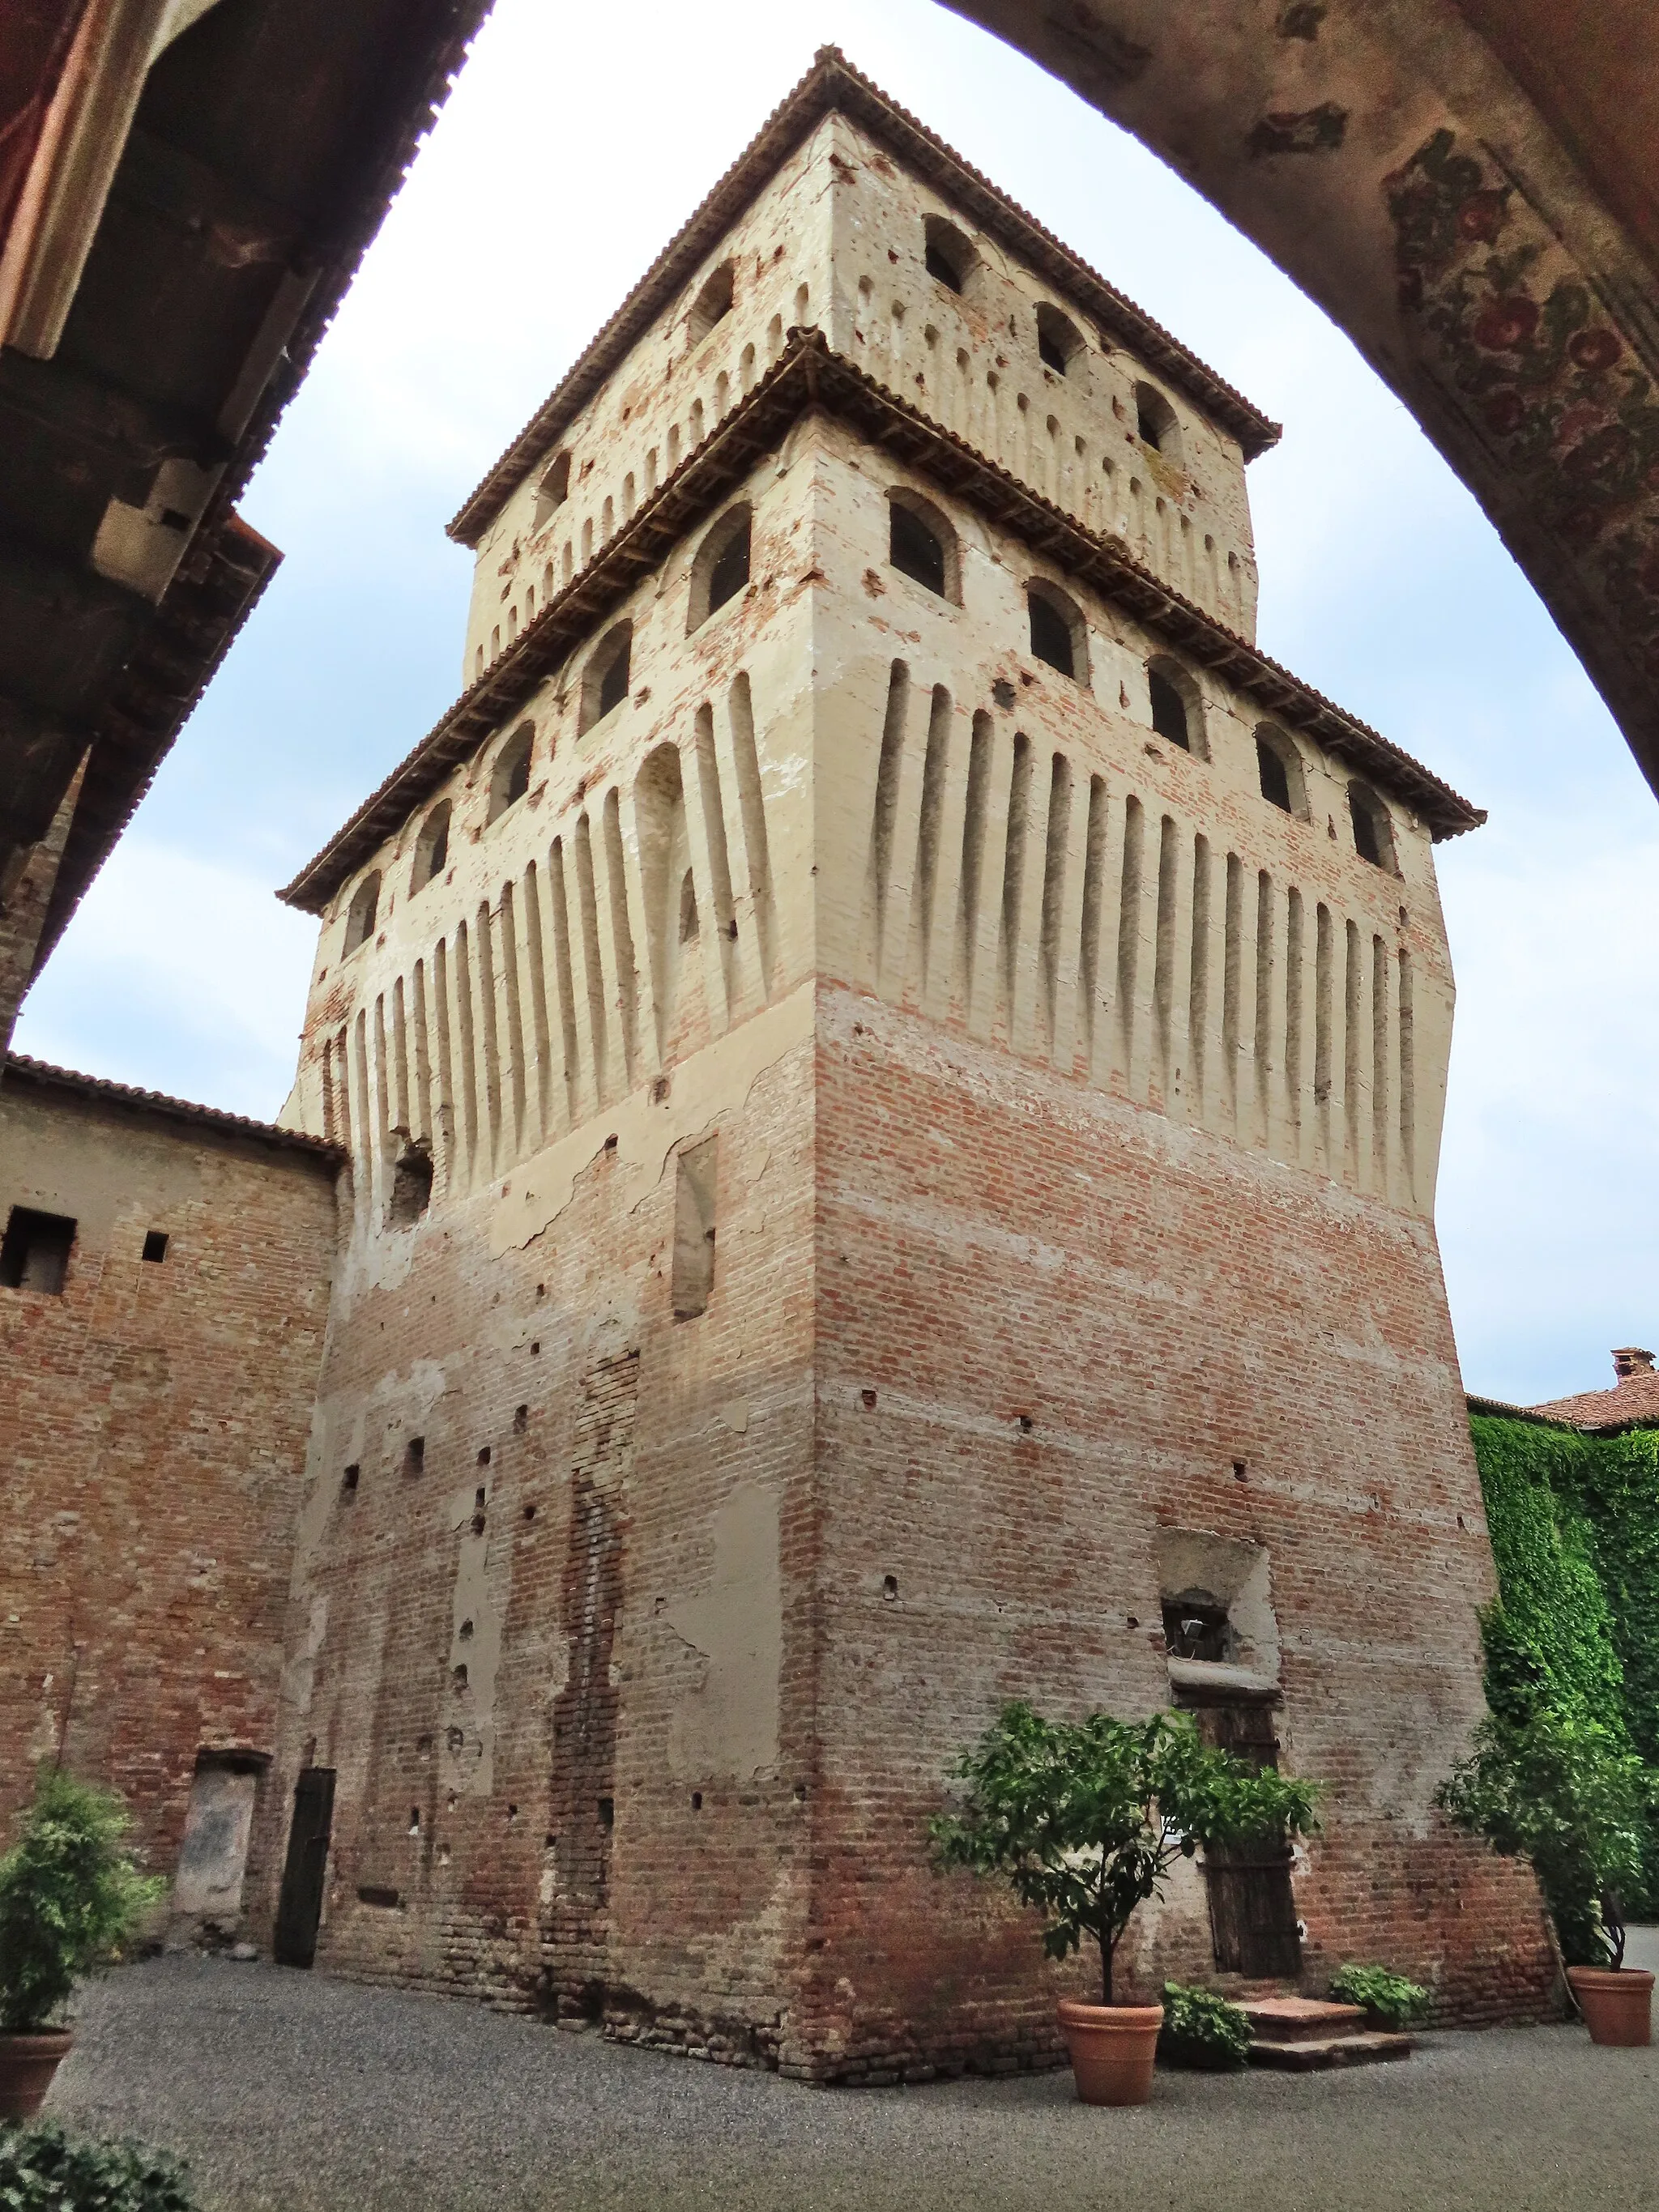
446 45 1280 548
281 330 1478 915
281 330 1481 914
30 0 494 987
1529 1371 1659 1431
3 1055 343 1163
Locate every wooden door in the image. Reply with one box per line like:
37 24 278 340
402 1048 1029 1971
1194 1702 1303 1978
273 1767 335 1968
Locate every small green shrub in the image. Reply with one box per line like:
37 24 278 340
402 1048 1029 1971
930 1703 1321 2002
0 1770 163 2032
1435 1672 1653 1966
1157 1982 1252 2069
0 2120 198 2211
1328 1963 1430 2031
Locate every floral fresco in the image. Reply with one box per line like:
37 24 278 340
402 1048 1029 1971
1385 128 1659 680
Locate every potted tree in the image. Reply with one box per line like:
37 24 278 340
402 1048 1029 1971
0 1768 162 2118
932 1703 1320 2104
1438 1672 1655 2047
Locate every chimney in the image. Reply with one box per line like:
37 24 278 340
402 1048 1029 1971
1612 1347 1656 1383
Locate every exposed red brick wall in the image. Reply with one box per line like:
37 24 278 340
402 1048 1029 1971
250 974 1552 2081
795 978 1554 2078
0 1076 339 1883
252 1036 818 2052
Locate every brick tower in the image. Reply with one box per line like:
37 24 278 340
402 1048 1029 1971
262 52 1552 2076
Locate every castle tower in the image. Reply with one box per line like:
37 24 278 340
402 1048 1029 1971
266 53 1550 2073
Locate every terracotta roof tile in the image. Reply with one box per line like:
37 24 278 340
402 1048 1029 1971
1529 1371 1659 1430
446 45 1280 547
279 332 1481 915
4 1055 342 1163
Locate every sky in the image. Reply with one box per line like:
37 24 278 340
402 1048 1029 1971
14 0 1658 1406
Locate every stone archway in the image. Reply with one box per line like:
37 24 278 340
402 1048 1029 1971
946 0 1659 799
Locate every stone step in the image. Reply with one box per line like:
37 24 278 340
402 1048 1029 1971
1240 1997 1369 2044
1248 2030 1414 2071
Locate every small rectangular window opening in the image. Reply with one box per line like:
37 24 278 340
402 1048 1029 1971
0 1208 76 1295
403 1435 425 1477
342 1464 360 1495
141 1230 168 1264
1162 1597 1230 1664
671 1136 719 1319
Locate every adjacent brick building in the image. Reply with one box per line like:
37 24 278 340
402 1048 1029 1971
249 53 1554 2074
0 1056 340 1932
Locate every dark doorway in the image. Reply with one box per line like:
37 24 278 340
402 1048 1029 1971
1189 1699 1303 1979
273 1767 335 1968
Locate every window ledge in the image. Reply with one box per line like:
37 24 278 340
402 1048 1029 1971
1167 1656 1282 1705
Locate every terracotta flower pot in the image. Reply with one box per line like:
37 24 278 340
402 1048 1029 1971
0 2029 74 2120
1567 1966 1654 2048
1056 1997 1164 2105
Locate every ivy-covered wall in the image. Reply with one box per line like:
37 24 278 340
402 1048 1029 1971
1469 1413 1659 1876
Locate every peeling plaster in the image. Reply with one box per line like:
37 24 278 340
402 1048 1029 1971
665 1482 782 1780
493 979 813 1258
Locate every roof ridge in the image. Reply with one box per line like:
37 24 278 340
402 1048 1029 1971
280 329 1477 914
445 46 1278 547
4 1053 343 1159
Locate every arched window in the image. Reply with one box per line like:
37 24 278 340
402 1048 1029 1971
532 453 570 531
923 215 975 294
687 262 734 347
1255 726 1306 817
1035 303 1082 376
1146 658 1200 752
688 505 751 632
1349 780 1397 871
488 725 534 822
1026 582 1087 684
343 871 380 955
888 489 957 601
410 801 451 893
580 622 633 733
1134 381 1182 463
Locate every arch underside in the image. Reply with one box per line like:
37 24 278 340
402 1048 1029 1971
944 0 1659 801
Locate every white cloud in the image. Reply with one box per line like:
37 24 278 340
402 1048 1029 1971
12 838 315 1122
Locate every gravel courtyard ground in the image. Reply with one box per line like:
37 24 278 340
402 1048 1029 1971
42 1950 1659 2212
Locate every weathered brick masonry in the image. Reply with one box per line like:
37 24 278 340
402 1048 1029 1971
0 1058 339 1907
5 51 1552 2073
804 986 1550 2075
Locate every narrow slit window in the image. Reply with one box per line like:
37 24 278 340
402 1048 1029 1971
580 624 633 733
141 1230 168 1264
1148 668 1191 750
706 516 750 612
410 801 451 893
532 454 570 530
1027 586 1082 681
687 262 734 346
889 495 953 599
671 1136 718 1319
923 215 975 294
689 505 752 630
1258 738 1292 812
343 872 380 955
1349 782 1395 871
1035 303 1081 375
488 726 534 821
1134 381 1182 462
